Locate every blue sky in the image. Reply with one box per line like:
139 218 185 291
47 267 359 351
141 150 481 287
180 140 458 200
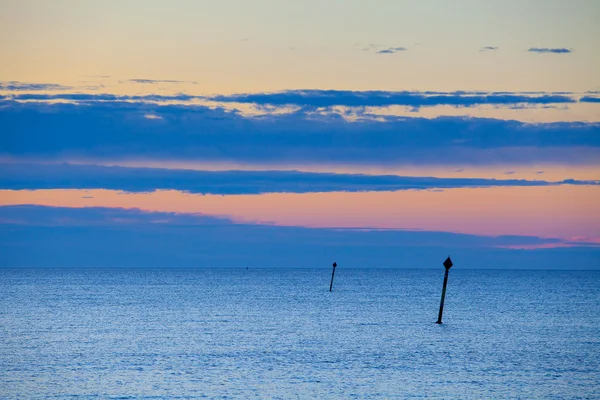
0 0 599 268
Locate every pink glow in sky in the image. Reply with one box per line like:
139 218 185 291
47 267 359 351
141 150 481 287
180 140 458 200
2 185 599 240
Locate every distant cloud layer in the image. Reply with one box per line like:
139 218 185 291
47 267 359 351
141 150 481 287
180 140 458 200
1 163 596 195
528 47 573 54
1 100 599 166
1 205 598 268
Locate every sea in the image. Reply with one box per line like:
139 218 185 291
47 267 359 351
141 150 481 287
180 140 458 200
1 268 599 399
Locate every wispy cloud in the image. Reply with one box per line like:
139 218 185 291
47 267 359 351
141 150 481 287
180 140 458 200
361 43 379 51
528 47 573 54
376 47 407 54
0 81 71 91
8 93 196 102
128 78 197 84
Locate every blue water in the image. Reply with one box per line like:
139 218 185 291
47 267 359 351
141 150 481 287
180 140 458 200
1 268 599 399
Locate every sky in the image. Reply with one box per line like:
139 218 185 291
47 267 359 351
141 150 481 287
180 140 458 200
1 0 599 268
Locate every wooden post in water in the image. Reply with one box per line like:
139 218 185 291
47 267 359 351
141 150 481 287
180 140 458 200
436 256 453 324
329 262 337 291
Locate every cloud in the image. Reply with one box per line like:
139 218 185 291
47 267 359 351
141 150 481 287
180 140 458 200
1 101 599 166
128 78 197 84
9 93 196 102
480 46 499 51
580 96 600 103
210 89 577 108
528 47 573 54
1 205 597 268
0 81 71 91
1 163 597 195
4 88 592 108
376 47 407 54
0 204 230 227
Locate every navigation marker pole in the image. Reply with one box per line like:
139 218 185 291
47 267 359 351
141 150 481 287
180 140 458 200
436 256 454 324
329 262 337 292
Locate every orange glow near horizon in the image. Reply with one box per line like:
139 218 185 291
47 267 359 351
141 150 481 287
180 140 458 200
1 185 599 240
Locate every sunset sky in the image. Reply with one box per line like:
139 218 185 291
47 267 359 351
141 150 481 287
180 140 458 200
1 0 599 268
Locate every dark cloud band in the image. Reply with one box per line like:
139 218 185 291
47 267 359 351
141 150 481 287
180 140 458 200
1 101 599 166
5 89 598 108
209 90 578 108
1 205 597 268
1 163 597 195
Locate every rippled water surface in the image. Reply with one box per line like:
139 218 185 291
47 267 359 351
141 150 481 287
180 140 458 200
1 268 599 399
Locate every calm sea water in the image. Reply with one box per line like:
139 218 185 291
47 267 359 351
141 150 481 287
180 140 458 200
1 268 599 399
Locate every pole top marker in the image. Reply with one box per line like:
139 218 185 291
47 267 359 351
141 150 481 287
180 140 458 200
443 256 453 270
333 262 337 268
